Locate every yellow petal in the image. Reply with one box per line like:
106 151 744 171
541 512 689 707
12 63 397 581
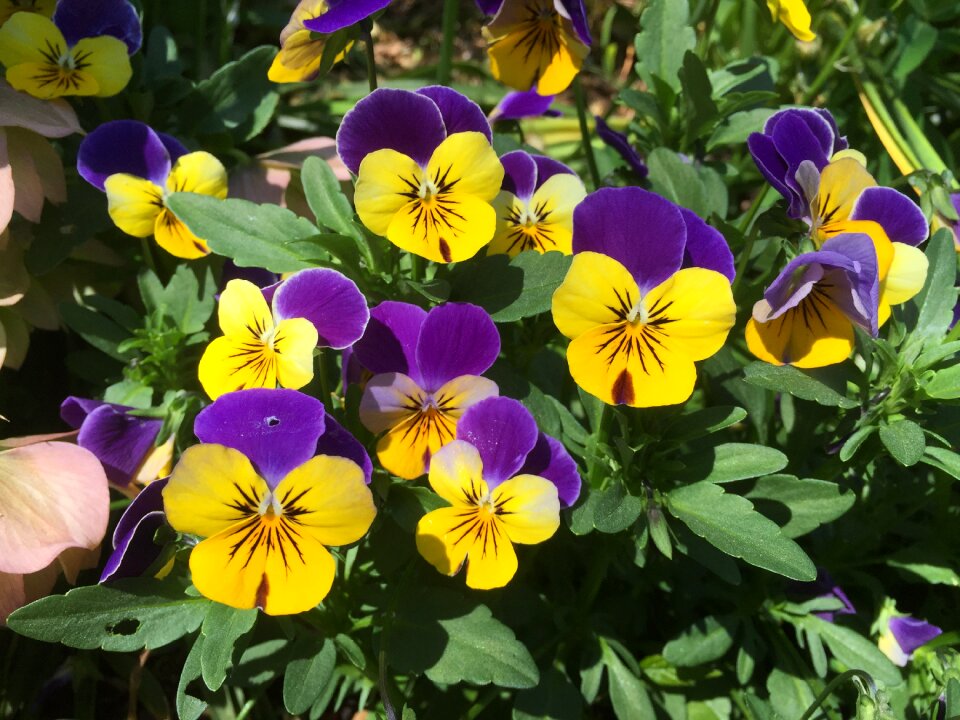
641 268 736 361
818 219 893 280
745 296 855 368
464 522 517 590
415 505 474 576
492 474 560 545
103 174 164 237
272 317 318 390
0 0 55 25
354 148 423 237
375 405 459 480
359 373 428 435
273 454 376 547
166 151 228 198
70 36 131 97
268 30 323 83
427 439 488 507
552 251 640 339
163 444 269 538
218 279 274 338
6 61 98 98
385 191 496 263
433 375 499 418
882 242 928 307
534 32 588 95
426 132 503 202
812 158 877 242
766 0 816 42
0 12 60 67
198 335 278 400
154 209 210 259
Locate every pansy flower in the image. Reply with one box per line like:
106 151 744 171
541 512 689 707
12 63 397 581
483 0 591 96
339 87 504 263
766 0 815 42
267 0 392 83
489 150 585 256
162 389 376 615
199 268 369 400
746 233 880 368
0 0 54 27
60 396 171 487
78 120 227 259
0 0 139 99
488 88 560 123
416 397 579 590
355 301 500 480
879 615 942 667
595 116 648 178
552 188 736 407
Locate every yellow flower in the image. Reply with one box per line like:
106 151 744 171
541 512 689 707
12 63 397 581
267 0 352 84
0 0 55 26
766 0 815 43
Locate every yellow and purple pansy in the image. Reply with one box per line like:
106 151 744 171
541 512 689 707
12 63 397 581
746 233 880 368
766 0 815 42
480 0 591 96
161 389 376 615
488 88 560 123
0 0 139 99
416 396 580 590
338 86 504 263
267 0 391 83
489 150 585 256
77 120 227 259
552 187 736 407
595 116 648 179
878 614 942 667
355 301 500 480
198 268 369 400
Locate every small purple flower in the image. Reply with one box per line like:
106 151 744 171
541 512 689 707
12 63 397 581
355 302 501 480
53 0 142 55
789 569 856 622
488 89 561 123
747 108 848 219
301 0 393 33
880 615 943 667
60 397 164 487
77 120 188 193
595 116 648 178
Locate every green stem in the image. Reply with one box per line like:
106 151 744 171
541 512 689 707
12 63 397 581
802 1 866 104
437 0 459 85
573 75 601 190
410 255 422 285
140 237 158 275
798 670 877 720
235 698 257 720
364 30 378 92
379 648 398 720
696 0 721 58
587 403 611 487
317 351 331 407
731 185 770 294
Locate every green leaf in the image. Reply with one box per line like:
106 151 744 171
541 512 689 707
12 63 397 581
387 484 447 533
199 604 257 691
385 587 539 688
60 302 134 361
684 443 788 483
7 579 211 651
667 482 815 580
167 193 337 273
924 364 960 399
807 617 902 688
744 475 855 538
839 426 876 462
678 51 718 142
879 419 926 467
921 445 960 481
893 18 938 81
663 615 738 667
602 642 656 720
634 0 695 93
139 265 216 334
567 484 644 535
646 147 708 216
513 667 583 720
706 109 775 151
743 362 858 408
887 557 960 587
301 156 362 240
913 229 958 339
177 635 207 720
766 668 814 720
283 639 336 715
448 251 573 322
334 633 366 670
665 406 747 442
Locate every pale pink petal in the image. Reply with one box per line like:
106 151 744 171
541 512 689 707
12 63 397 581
0 572 25 625
7 131 44 223
228 165 290 206
0 442 110 575
0 231 30 307
0 80 82 138
15 281 57 330
257 136 349 180
0 130 12 234
19 130 66 204
0 430 79 450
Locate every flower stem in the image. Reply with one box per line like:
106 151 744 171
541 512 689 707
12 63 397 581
798 670 877 720
587 403 611 487
573 75 601 190
731 185 770 294
437 0 459 85
364 29 378 92
140 237 158 275
802 1 867 105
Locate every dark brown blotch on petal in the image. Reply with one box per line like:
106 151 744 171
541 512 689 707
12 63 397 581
611 369 634 405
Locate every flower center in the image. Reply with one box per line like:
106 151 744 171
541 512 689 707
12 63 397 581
626 298 648 325
418 178 440 203
257 492 283 519
475 493 498 522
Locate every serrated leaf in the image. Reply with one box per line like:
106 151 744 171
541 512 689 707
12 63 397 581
448 251 572 322
167 193 338 273
879 419 925 467
139 265 216 335
634 0 695 93
684 443 788 483
177 635 207 720
744 475 855 538
913 229 958 339
807 617 902 687
283 639 335 715
667 482 815 580
200 604 257 691
743 362 858 408
7 579 211 651
603 642 656 720
663 615 738 667
385 587 538 688
665 405 747 442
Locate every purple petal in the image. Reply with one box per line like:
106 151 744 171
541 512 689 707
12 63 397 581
353 301 428 385
813 108 848 153
100 478 167 583
558 0 591 45
415 303 500 391
851 187 929 247
60 396 106 429
819 233 880 334
337 88 447 174
770 112 835 216
75 404 162 487
302 0 392 33
77 120 173 191
679 207 735 282
456 397 539 486
273 268 369 349
518 433 581 506
475 0 502 15
595 116 647 178
531 154 575 188
54 0 142 54
193 388 326 487
315 411 373 484
489 89 559 122
157 133 189 163
748 132 800 214
416 86 492 142
500 151 538 200
220 260 280 293
889 616 942 656
340 346 369 389
572 187 686 293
